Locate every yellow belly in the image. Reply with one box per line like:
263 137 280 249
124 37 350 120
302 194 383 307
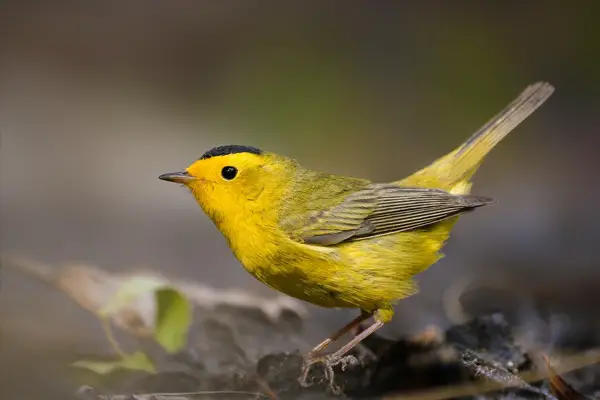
238 218 457 312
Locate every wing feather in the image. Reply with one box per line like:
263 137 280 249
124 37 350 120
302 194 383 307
282 184 493 246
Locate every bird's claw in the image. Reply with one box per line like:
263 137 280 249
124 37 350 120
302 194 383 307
298 353 359 394
338 354 359 371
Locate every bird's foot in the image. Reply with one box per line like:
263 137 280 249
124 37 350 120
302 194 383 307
298 352 359 394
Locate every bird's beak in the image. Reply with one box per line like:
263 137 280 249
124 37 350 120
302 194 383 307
158 171 195 184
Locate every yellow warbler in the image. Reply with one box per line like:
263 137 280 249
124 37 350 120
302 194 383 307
159 82 554 386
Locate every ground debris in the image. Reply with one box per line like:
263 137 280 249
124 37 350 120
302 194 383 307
2 255 309 339
543 356 595 400
9 256 597 400
75 311 600 400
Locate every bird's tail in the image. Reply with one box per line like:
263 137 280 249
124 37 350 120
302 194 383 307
400 82 555 194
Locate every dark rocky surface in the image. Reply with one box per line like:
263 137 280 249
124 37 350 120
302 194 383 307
73 313 600 400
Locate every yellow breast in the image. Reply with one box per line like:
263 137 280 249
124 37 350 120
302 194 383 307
209 190 456 312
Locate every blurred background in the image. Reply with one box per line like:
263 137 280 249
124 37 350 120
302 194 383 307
1 1 600 398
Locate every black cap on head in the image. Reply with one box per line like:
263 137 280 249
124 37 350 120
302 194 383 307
199 145 263 160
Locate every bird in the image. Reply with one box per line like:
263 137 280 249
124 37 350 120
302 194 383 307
159 82 554 388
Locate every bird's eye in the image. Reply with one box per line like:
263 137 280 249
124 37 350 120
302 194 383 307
221 166 238 180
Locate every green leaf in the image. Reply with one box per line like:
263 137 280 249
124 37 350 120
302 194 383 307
154 287 192 353
72 352 156 375
119 351 156 373
99 276 164 318
71 359 120 375
96 275 192 354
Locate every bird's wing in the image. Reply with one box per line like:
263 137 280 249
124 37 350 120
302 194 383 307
280 184 493 246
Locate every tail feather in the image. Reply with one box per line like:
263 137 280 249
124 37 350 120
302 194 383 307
401 82 554 191
451 82 555 180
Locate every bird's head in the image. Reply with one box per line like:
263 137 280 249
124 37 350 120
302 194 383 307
159 145 295 224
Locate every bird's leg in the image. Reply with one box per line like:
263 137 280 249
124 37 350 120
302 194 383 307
299 319 385 391
322 319 384 365
307 312 372 357
352 323 378 361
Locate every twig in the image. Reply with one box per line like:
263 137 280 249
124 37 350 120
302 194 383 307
383 349 600 400
77 386 270 399
254 377 279 400
543 355 593 400
101 317 126 358
461 348 555 399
